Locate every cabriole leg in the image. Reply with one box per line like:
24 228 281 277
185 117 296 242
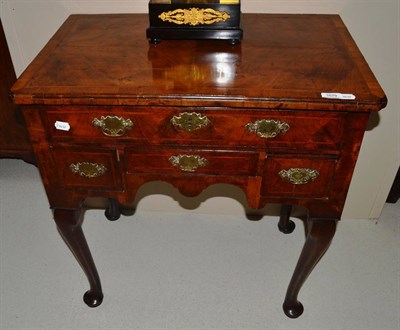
283 219 337 318
53 208 103 307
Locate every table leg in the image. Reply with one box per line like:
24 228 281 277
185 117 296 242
278 204 295 234
283 219 337 318
53 208 103 307
105 198 136 221
105 198 121 221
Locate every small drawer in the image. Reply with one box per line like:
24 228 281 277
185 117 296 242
44 107 145 141
262 155 337 198
125 148 261 177
51 148 122 190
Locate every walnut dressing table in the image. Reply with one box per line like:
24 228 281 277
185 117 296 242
12 14 386 318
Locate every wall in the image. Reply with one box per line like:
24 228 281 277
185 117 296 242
1 0 398 219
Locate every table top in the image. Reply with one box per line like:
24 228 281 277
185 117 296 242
12 14 386 111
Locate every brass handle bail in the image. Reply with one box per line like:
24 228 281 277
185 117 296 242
278 168 320 185
246 119 290 139
92 116 133 137
69 162 107 178
171 112 210 132
169 154 209 172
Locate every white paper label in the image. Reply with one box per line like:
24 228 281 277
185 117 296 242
321 92 356 100
54 121 71 131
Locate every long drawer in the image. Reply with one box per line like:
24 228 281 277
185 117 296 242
43 106 346 151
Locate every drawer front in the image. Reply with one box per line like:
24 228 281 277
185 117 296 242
125 148 261 177
262 155 337 198
51 148 122 190
44 108 144 141
43 107 345 151
165 110 345 151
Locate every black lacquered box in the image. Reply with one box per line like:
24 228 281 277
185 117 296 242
146 0 242 44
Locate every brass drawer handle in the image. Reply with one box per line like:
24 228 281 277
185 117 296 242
69 162 107 178
246 119 290 139
278 168 320 185
171 112 210 132
92 116 133 137
169 154 209 172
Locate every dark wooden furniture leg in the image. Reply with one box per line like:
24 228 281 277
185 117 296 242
53 208 103 307
278 204 295 234
105 198 121 221
283 219 337 318
386 167 400 203
105 198 136 221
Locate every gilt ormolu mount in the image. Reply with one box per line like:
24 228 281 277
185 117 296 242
147 0 243 44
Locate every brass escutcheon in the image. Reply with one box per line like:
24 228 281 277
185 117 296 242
246 119 290 139
159 8 230 26
92 116 133 137
169 154 209 172
69 162 107 178
278 168 320 185
171 112 210 132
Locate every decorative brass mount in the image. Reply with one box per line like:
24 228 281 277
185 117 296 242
92 116 133 137
278 168 320 185
169 154 209 172
171 112 210 132
69 162 107 178
246 119 290 139
159 8 230 26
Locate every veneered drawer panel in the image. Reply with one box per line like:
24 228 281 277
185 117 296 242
51 148 122 190
125 148 260 177
43 106 345 151
164 110 346 151
262 155 337 198
44 108 149 141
